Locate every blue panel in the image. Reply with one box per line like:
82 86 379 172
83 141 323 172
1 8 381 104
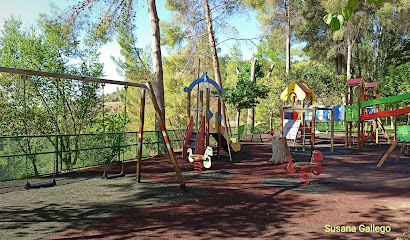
208 110 214 120
367 107 374 121
217 114 222 123
304 105 309 119
334 105 339 121
184 72 226 94
324 105 329 120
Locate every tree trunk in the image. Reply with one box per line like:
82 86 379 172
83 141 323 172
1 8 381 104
284 0 291 74
267 137 290 164
147 0 165 130
203 0 223 88
334 54 343 75
247 57 257 128
347 39 352 80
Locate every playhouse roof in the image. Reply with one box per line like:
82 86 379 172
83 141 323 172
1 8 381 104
280 82 316 102
346 78 364 85
365 82 379 91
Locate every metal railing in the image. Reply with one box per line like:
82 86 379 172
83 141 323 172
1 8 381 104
0 130 183 182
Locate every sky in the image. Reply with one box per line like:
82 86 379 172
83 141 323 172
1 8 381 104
0 0 260 93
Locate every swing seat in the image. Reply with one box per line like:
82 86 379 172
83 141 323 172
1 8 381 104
102 171 125 179
24 179 56 190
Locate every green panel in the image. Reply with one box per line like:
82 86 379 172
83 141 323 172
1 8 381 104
397 125 410 142
346 105 359 122
237 125 246 142
361 92 410 108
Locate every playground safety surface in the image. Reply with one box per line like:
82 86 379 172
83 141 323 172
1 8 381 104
1 133 410 240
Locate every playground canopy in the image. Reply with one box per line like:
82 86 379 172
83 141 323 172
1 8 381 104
280 82 316 102
346 78 364 85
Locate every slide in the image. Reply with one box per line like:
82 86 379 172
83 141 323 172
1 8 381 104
360 106 410 121
210 131 241 152
360 92 410 121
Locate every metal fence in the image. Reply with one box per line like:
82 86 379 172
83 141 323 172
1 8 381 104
0 125 277 182
0 130 184 182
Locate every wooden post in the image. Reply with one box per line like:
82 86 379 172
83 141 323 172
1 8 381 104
147 82 186 191
301 100 305 151
331 107 334 152
136 88 146 183
199 88 203 124
187 89 191 125
374 106 378 144
375 87 379 143
357 84 362 149
205 88 210 147
396 142 407 161
217 90 221 157
345 85 349 148
377 138 400 167
311 107 316 152
394 115 397 141
349 86 353 148
280 105 284 138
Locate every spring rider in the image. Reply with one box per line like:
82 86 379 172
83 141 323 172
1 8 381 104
187 146 213 174
285 150 323 185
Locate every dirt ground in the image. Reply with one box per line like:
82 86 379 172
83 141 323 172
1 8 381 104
1 133 410 240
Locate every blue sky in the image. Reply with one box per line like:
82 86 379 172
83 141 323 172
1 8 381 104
0 0 260 92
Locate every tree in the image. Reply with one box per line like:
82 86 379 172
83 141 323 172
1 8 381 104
323 0 385 31
223 59 269 128
244 0 301 74
111 16 153 129
0 17 104 171
203 0 223 86
163 0 249 86
55 0 166 132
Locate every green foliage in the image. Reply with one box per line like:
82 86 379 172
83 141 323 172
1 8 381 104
160 21 184 47
223 57 270 110
283 62 345 105
323 0 385 30
378 62 410 102
0 16 105 170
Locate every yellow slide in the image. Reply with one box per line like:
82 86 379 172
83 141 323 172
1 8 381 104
210 127 241 152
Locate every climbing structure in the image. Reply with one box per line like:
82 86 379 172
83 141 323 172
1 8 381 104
345 79 390 148
279 81 335 152
183 72 240 161
345 78 410 149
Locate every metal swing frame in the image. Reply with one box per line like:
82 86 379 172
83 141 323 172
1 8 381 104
0 66 186 192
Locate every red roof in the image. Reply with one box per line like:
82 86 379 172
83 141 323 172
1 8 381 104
346 78 363 85
295 82 312 93
365 82 378 88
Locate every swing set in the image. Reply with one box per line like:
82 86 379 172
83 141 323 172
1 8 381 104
0 66 186 191
101 83 127 179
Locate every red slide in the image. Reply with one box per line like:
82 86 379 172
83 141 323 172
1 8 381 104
360 106 410 121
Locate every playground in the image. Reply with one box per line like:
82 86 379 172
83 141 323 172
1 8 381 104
1 68 410 240
0 133 409 240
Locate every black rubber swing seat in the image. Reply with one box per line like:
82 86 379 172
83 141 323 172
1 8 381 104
102 171 125 179
24 179 56 190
